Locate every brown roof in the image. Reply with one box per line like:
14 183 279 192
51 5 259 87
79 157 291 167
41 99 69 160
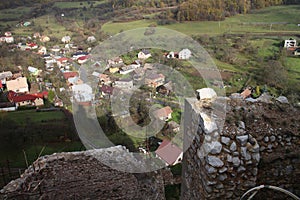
63 72 79 80
155 139 182 165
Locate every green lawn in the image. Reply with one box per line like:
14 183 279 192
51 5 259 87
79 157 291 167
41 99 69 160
102 5 300 35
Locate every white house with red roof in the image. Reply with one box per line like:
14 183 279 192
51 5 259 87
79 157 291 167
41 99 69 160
155 139 183 166
7 91 46 107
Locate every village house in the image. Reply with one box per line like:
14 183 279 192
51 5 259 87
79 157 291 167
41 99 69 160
100 85 114 98
138 49 152 60
28 66 40 76
153 106 173 121
67 76 83 86
77 55 89 64
109 67 120 74
144 63 154 70
294 48 300 56
120 64 140 75
108 57 123 65
40 35 50 43
7 91 45 107
241 87 252 99
27 43 38 50
54 96 64 107
157 81 173 95
145 73 165 88
99 74 111 85
0 71 13 85
4 32 12 37
167 121 180 133
6 77 29 93
155 139 183 166
61 35 71 44
71 84 93 104
33 32 41 39
178 48 192 59
284 38 297 48
87 36 97 43
166 51 178 59
133 68 146 81
63 72 79 80
72 52 89 60
115 79 134 89
56 57 70 68
5 36 14 44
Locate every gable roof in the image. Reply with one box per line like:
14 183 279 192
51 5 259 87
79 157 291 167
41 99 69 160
146 73 165 80
153 106 173 119
141 49 151 55
155 139 182 165
7 91 45 103
0 71 13 80
241 88 252 99
63 72 79 79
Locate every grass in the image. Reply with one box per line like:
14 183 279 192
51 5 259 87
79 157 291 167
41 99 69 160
102 5 300 35
248 37 282 57
0 110 82 169
53 1 105 9
285 57 300 80
0 7 31 20
0 110 65 125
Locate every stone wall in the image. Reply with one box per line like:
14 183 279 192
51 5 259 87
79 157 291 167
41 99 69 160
0 146 165 200
181 96 300 199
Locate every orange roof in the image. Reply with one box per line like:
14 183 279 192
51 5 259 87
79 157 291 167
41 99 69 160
241 88 252 99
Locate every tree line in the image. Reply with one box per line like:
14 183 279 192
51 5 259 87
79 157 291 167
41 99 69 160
176 0 288 21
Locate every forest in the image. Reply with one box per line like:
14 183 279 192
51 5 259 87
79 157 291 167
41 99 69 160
0 0 299 22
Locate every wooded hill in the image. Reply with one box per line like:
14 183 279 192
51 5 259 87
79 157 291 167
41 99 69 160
0 0 299 21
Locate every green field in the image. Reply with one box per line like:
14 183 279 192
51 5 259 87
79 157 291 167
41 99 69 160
53 1 105 9
0 7 31 20
1 109 65 125
102 5 300 35
0 110 83 168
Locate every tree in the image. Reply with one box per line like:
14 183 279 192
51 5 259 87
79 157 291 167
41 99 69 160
261 60 288 90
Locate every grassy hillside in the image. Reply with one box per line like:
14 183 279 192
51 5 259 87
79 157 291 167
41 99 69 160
102 5 300 35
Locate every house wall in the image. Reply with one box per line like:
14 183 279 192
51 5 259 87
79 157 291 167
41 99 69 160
0 106 16 112
18 101 32 107
181 97 300 199
34 98 44 106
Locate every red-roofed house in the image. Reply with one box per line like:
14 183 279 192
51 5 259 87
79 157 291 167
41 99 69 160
63 72 79 80
100 85 114 98
153 106 173 121
77 55 89 64
8 91 45 107
155 139 183 166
